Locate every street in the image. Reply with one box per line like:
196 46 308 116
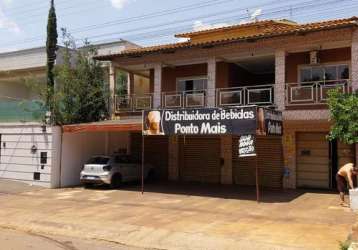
0 179 355 250
0 228 147 250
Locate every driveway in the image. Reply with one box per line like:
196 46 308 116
0 180 355 250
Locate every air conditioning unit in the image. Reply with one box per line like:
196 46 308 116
310 51 319 64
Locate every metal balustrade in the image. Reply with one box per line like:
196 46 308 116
114 94 153 112
114 85 276 112
216 84 274 107
286 80 351 106
162 90 207 109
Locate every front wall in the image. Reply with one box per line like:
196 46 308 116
286 47 351 83
0 125 56 188
162 64 207 92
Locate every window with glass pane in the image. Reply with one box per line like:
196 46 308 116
300 68 311 82
324 66 337 81
177 78 207 92
311 67 324 81
338 65 349 79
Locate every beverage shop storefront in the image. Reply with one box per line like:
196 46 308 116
138 106 284 201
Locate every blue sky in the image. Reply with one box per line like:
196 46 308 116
0 0 358 52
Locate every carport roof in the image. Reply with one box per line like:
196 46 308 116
62 117 142 133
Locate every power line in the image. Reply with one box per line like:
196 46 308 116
1 0 356 50
0 0 330 47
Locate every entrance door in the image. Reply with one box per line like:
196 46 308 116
296 133 329 189
179 136 221 183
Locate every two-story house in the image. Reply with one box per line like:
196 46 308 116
86 17 358 190
0 40 139 187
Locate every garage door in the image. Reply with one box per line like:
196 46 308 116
296 133 329 189
233 136 283 188
179 136 221 183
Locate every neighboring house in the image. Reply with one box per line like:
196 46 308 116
0 40 139 187
83 16 357 190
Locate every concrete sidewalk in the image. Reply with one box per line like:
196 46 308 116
0 181 355 250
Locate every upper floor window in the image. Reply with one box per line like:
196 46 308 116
176 77 207 92
299 64 349 83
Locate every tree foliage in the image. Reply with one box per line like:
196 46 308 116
327 89 358 144
52 29 109 125
46 0 58 111
31 30 109 125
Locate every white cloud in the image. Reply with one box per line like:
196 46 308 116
2 0 13 6
192 20 228 32
0 6 21 33
110 0 130 10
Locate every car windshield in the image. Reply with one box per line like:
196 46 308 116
87 156 110 165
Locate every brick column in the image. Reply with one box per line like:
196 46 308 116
207 57 216 107
351 29 358 92
109 63 116 118
275 50 286 111
221 136 233 184
153 64 162 109
168 136 179 181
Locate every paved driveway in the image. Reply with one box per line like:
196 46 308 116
0 181 355 250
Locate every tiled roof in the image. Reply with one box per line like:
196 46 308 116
174 19 298 38
95 17 358 60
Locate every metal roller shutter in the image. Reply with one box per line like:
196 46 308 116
233 136 283 188
296 133 329 189
179 136 221 183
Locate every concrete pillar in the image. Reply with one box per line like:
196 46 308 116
109 63 117 117
351 29 358 92
275 50 286 111
153 64 162 108
207 57 216 107
220 136 232 184
168 136 179 181
51 126 62 188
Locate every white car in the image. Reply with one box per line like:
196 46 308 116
80 155 155 188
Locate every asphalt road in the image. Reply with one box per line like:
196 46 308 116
0 228 148 250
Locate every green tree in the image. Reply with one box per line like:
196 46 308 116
327 89 358 144
52 29 109 125
46 0 58 118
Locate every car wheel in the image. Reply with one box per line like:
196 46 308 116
111 174 122 189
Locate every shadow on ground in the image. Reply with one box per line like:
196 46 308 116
86 180 336 203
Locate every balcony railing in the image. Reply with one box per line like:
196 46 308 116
114 93 153 112
0 100 44 123
286 80 351 106
162 90 207 109
114 85 275 112
216 84 274 107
